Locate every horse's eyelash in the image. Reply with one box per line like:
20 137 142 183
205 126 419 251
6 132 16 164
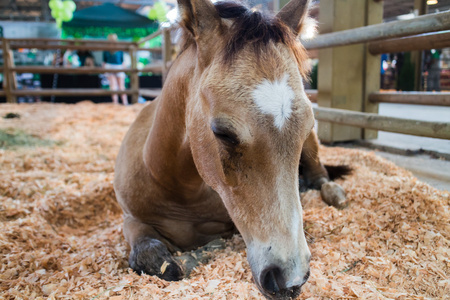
214 132 239 146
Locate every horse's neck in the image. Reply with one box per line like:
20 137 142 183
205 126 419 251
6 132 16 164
143 50 205 197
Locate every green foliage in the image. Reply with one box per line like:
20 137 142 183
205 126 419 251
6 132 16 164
148 35 162 48
63 0 76 12
62 25 158 39
49 0 76 27
3 113 20 119
148 1 169 22
0 129 56 149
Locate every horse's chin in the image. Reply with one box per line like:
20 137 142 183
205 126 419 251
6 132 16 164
255 281 303 300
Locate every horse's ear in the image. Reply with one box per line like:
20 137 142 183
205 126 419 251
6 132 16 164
276 0 313 37
177 0 220 38
177 0 221 67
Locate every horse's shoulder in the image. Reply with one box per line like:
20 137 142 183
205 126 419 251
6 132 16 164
116 101 157 171
135 100 158 124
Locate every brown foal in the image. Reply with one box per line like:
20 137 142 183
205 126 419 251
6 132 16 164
114 0 348 298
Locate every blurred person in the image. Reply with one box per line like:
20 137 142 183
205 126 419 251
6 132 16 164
52 51 64 66
63 50 80 67
103 34 128 105
77 50 95 67
84 56 95 67
426 50 441 92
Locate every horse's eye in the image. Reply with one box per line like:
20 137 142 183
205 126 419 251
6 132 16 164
211 122 239 146
214 131 239 146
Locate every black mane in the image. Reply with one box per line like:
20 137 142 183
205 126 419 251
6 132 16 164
215 1 294 62
178 0 309 75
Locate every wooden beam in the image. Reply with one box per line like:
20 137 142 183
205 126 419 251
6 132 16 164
11 89 137 96
313 107 450 140
11 65 165 75
140 64 164 73
11 44 162 53
369 92 450 106
137 47 163 53
5 38 132 45
138 29 162 45
307 49 318 59
310 91 450 106
305 89 317 103
303 11 450 50
140 89 162 98
11 66 135 74
368 30 450 55
8 44 131 51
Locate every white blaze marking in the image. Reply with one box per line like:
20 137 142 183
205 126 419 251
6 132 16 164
252 73 295 130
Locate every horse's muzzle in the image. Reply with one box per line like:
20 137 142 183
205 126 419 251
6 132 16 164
259 265 310 299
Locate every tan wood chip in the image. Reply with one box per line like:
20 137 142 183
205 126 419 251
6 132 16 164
0 102 448 299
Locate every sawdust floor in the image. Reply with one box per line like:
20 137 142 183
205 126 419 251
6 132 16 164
0 102 449 299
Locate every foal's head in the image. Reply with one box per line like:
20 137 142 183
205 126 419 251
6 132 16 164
177 0 314 298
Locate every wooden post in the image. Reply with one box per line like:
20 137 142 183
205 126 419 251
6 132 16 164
363 0 383 139
8 49 17 92
2 38 17 103
162 28 172 84
129 45 139 104
317 0 382 143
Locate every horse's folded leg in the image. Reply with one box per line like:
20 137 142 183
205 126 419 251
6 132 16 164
300 130 351 208
320 181 347 208
129 237 183 281
174 239 226 277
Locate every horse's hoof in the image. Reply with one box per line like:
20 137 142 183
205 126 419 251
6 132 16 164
320 182 347 208
129 238 183 281
175 239 227 277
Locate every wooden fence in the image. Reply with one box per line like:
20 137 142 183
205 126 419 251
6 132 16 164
1 27 173 103
1 6 450 143
304 4 450 142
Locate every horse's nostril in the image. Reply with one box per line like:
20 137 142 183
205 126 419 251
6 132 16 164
261 266 285 295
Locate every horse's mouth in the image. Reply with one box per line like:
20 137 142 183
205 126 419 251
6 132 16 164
259 286 302 300
255 280 303 300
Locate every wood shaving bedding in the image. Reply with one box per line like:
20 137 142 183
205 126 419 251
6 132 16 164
0 102 448 299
